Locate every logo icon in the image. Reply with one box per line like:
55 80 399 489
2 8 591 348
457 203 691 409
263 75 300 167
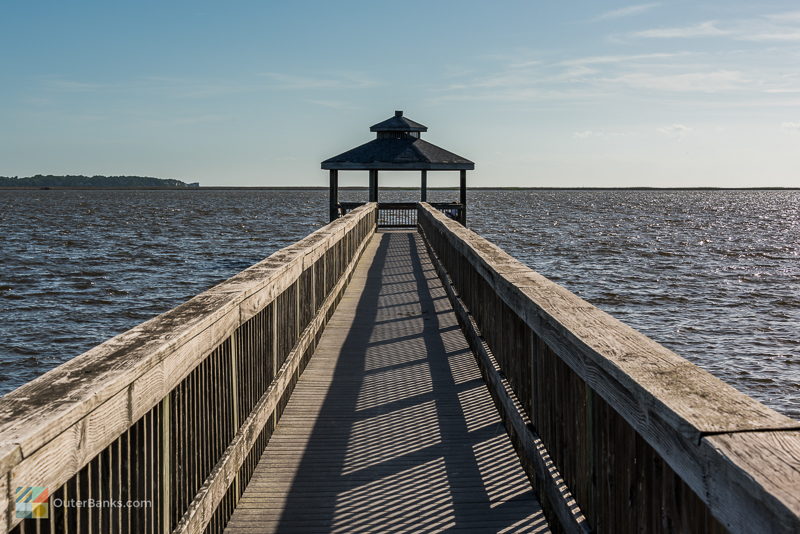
15 487 49 519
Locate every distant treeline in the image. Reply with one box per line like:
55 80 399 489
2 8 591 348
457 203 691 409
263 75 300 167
0 175 199 188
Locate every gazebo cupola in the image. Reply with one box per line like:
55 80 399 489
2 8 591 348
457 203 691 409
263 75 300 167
322 110 474 225
371 110 427 139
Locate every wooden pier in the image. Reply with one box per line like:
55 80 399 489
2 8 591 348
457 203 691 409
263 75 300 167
225 230 547 533
1 202 799 534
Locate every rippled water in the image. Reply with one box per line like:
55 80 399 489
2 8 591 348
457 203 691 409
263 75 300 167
1 189 798 419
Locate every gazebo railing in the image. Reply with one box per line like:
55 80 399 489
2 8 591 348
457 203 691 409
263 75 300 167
376 203 417 228
339 202 464 227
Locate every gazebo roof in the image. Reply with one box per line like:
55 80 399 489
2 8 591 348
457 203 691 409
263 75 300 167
321 111 474 171
370 111 428 132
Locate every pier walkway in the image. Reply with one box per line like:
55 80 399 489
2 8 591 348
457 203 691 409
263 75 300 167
225 230 548 533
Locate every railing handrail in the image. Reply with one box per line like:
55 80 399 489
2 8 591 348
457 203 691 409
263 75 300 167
0 203 378 533
417 202 800 533
339 201 463 207
339 201 465 226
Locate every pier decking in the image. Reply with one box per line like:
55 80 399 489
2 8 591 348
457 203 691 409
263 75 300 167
225 231 548 533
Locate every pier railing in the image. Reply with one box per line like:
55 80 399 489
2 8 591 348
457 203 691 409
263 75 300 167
0 203 377 534
417 202 800 534
340 201 464 227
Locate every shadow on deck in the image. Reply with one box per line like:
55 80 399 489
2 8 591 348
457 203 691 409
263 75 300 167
225 230 548 533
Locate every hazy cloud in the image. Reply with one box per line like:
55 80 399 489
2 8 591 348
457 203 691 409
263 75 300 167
632 21 730 38
739 31 800 42
43 76 262 98
261 72 377 90
595 3 660 21
658 124 693 137
764 10 800 23
573 130 632 139
560 52 687 66
307 99 358 110
627 11 800 42
608 70 748 92
781 121 800 133
45 79 110 92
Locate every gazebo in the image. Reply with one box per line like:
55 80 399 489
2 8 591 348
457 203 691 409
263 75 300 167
321 111 475 226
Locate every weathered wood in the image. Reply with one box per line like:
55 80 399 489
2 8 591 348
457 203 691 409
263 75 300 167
161 396 171 534
224 231 548 533
423 232 588 534
420 169 427 201
417 202 800 533
417 203 798 436
10 387 129 518
701 431 800 532
0 205 372 451
175 214 375 534
0 203 378 533
0 465 9 534
0 291 237 464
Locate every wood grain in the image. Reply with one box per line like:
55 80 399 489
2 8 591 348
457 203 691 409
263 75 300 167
224 231 548 533
0 204 377 533
420 204 796 437
424 231 587 534
417 202 800 533
175 216 375 534
702 431 800 532
0 468 8 534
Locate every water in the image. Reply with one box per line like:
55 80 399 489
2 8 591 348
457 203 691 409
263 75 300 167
1 189 797 419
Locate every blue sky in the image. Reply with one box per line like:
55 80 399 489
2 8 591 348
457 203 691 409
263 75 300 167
2 1 799 187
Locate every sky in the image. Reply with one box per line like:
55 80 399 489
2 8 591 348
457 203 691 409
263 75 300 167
1 1 799 187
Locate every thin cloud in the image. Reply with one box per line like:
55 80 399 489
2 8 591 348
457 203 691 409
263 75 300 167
658 124 693 137
573 130 632 139
608 70 748 92
43 76 262 98
307 99 358 110
596 3 660 21
560 52 686 66
632 21 730 38
261 72 377 90
434 87 599 103
45 79 110 92
781 121 800 133
764 10 800 23
627 12 800 42
739 31 800 42
765 88 800 94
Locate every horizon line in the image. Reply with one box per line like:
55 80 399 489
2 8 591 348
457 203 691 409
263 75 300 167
2 186 799 191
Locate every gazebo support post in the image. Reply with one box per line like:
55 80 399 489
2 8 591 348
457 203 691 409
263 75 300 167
369 169 379 202
421 170 427 202
459 169 467 225
329 169 338 222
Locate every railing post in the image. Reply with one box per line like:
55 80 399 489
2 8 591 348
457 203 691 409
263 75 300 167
272 303 278 428
160 395 171 534
230 330 240 500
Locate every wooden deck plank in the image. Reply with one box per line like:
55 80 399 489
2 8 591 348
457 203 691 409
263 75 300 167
225 230 549 533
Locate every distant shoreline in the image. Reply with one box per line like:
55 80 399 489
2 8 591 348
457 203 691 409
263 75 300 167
1 186 798 191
